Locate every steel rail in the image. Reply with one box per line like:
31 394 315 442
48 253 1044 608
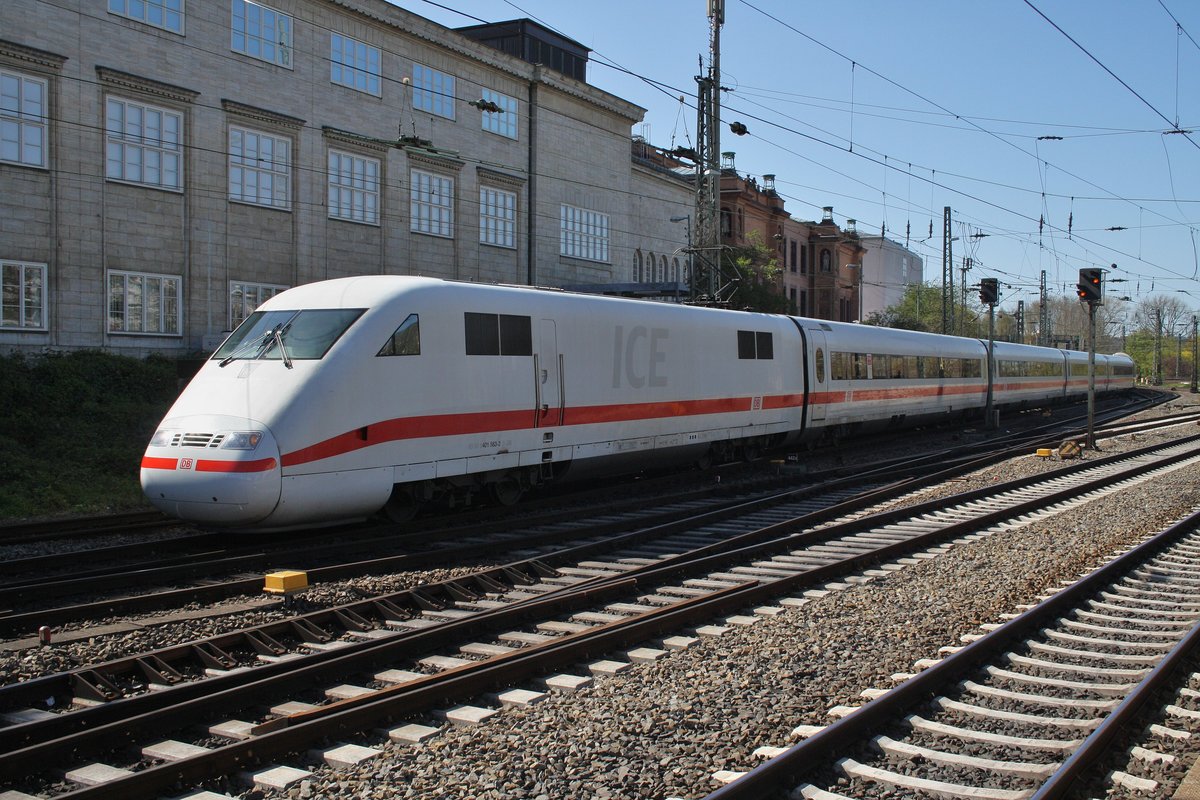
6 433 1198 786
704 507 1200 800
5 431 1198 753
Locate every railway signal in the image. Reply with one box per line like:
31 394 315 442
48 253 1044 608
1077 268 1103 305
979 278 999 306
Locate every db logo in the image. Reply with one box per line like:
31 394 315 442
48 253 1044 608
179 458 194 470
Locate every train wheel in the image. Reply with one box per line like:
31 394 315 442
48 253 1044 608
383 485 422 523
488 476 524 506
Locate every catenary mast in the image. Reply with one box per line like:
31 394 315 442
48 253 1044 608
693 0 724 302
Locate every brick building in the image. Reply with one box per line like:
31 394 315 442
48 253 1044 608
716 152 865 320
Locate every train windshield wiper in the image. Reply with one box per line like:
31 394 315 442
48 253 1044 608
274 325 293 369
218 331 274 367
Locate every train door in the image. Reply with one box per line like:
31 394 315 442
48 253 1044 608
537 319 562 426
808 329 828 422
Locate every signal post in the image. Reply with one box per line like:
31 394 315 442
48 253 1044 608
1076 267 1105 450
979 278 999 430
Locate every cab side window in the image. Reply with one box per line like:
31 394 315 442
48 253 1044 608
378 313 420 356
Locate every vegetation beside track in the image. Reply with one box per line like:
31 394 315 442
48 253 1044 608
0 351 181 520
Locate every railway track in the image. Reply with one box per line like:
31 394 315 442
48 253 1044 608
706 507 1200 800
2 433 1199 799
0 392 1179 640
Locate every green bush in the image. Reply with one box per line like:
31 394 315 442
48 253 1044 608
0 351 179 520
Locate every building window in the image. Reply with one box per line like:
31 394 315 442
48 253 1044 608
412 64 455 119
790 240 798 272
480 88 517 139
229 126 290 209
330 33 380 96
105 96 182 190
231 0 292 68
328 149 379 225
108 269 180 334
410 169 453 238
633 250 642 282
230 280 286 330
1 69 47 168
479 186 516 248
560 204 609 263
109 0 183 33
1 260 46 330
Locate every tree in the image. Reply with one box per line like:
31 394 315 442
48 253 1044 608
719 232 789 313
1133 294 1192 384
865 281 984 337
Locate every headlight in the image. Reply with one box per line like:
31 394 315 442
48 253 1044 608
222 431 264 451
149 429 178 447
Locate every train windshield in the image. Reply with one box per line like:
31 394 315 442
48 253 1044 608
213 308 365 363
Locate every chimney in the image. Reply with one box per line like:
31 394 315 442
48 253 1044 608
721 151 735 170
763 174 775 192
822 206 834 223
846 219 857 234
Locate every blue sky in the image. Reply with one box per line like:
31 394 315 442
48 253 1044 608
399 0 1200 314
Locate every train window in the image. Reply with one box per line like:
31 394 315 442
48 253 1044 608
852 353 865 380
500 314 532 355
737 330 773 359
830 351 849 381
465 312 532 356
756 332 773 359
465 312 499 355
214 308 365 363
903 356 918 378
872 354 890 379
814 348 825 383
378 314 420 357
273 309 365 360
737 330 755 359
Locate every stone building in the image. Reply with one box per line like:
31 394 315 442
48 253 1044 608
0 0 646 355
856 234 924 319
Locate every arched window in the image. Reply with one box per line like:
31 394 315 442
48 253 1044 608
634 249 643 282
647 252 656 282
672 258 680 282
659 255 668 282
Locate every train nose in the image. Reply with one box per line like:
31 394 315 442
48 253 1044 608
140 415 282 526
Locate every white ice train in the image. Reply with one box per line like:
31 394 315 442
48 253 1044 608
140 276 1135 529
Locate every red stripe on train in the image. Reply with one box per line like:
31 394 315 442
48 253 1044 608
195 458 278 473
141 456 178 470
282 394 805 467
